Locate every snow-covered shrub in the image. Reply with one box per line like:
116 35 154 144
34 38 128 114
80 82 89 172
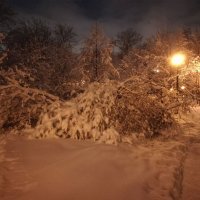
33 81 120 144
181 56 200 104
5 19 77 99
0 68 58 133
120 30 195 113
54 80 86 100
114 77 175 137
32 79 177 143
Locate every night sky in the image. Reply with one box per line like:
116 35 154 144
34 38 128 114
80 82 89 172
8 0 200 38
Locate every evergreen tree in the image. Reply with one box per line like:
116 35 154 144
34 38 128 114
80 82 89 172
78 24 119 82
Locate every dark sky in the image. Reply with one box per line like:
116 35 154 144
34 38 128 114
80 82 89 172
8 0 200 38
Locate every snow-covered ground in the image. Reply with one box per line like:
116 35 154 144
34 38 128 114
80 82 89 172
0 107 200 200
179 107 200 200
182 143 200 200
0 136 6 195
0 136 186 200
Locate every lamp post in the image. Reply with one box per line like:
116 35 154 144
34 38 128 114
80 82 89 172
171 53 186 91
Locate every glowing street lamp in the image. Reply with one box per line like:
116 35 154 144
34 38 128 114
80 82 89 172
170 53 186 91
171 53 186 66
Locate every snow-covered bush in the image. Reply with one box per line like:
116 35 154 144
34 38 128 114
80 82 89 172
32 81 120 144
5 19 77 99
115 77 176 137
31 79 177 143
181 56 200 104
0 68 58 133
120 29 195 112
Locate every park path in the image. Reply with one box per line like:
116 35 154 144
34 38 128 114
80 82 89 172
180 107 200 200
182 143 200 200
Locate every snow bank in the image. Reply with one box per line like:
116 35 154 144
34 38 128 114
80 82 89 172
178 106 200 137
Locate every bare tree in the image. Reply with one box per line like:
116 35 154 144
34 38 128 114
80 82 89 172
115 28 142 58
183 27 200 56
7 18 52 49
54 24 77 50
0 0 14 27
0 33 6 64
4 18 76 98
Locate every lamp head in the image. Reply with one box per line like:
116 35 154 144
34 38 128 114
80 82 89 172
171 53 186 66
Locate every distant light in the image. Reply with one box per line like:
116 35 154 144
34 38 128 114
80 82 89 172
181 86 186 90
171 53 186 66
155 69 160 73
154 69 160 73
170 88 174 92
